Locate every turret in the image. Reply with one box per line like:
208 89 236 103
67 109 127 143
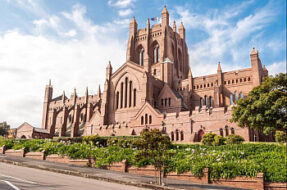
62 91 66 104
98 85 101 99
106 61 113 80
179 22 185 40
129 16 137 35
41 79 53 129
173 20 176 32
161 5 169 27
250 47 262 86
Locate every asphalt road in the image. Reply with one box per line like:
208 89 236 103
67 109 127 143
0 162 148 190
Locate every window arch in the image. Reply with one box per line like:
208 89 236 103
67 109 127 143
235 91 238 101
141 116 144 125
129 81 132 107
200 98 203 108
149 115 152 124
145 114 148 124
231 127 235 134
225 125 229 136
240 92 244 99
230 94 233 105
220 128 223 136
133 89 137 106
176 129 179 141
205 95 208 107
125 77 128 108
120 82 124 108
168 98 171 106
171 132 174 141
116 91 119 109
209 96 213 108
139 48 144 66
153 44 160 63
180 131 184 141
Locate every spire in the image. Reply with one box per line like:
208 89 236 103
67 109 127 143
107 60 112 69
129 16 137 34
106 61 113 80
179 22 185 39
62 91 66 103
173 20 176 32
98 85 101 99
161 5 168 14
250 47 258 55
73 88 77 96
85 87 88 96
147 18 150 29
161 5 169 27
131 16 136 23
217 61 222 72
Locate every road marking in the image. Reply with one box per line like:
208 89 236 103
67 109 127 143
2 180 21 190
0 174 37 184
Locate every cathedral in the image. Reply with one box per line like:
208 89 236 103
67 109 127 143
40 6 268 142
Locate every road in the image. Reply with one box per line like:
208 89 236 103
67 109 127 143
0 162 148 190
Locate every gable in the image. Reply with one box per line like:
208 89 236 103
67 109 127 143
17 122 34 131
158 84 181 100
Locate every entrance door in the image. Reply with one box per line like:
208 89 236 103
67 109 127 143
198 130 205 142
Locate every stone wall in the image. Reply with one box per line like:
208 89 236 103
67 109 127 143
0 145 5 154
5 148 25 157
25 151 45 160
166 168 209 184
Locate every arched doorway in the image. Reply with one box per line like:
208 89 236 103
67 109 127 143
21 135 26 139
198 130 205 142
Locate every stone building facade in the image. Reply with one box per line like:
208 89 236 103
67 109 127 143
41 7 269 142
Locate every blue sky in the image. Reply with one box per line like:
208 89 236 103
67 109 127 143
0 0 286 128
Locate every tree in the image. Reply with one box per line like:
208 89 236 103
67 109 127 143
0 122 10 136
230 73 287 134
134 129 172 185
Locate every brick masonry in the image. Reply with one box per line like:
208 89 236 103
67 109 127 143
25 151 45 160
5 148 25 157
39 6 270 143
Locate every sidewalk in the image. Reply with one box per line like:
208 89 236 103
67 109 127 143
0 155 245 190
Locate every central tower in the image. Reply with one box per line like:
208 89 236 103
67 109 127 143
126 6 189 87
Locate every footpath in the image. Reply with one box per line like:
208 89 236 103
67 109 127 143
0 154 244 190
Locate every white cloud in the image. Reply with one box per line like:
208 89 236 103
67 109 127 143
0 4 128 128
108 0 135 8
174 1 277 77
118 9 133 17
266 61 286 76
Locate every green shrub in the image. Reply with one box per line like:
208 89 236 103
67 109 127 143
213 135 226 146
201 133 225 146
201 133 216 146
225 134 244 144
275 131 287 143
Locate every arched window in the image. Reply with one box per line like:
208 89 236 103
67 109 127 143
120 82 123 108
149 115 152 124
145 114 148 124
133 89 136 106
235 91 238 101
129 81 132 107
240 92 244 99
116 91 119 109
180 131 184 141
230 94 233 105
176 129 179 141
209 96 213 108
205 95 208 107
225 125 229 136
168 98 171 106
139 48 144 66
153 44 160 63
200 98 203 108
80 113 84 121
165 98 167 107
125 77 128 108
141 116 144 125
153 69 156 75
171 132 174 141
220 128 223 136
231 127 235 134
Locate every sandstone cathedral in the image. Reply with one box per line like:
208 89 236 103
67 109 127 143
39 7 268 142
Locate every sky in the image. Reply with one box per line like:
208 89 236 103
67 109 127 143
0 0 286 128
